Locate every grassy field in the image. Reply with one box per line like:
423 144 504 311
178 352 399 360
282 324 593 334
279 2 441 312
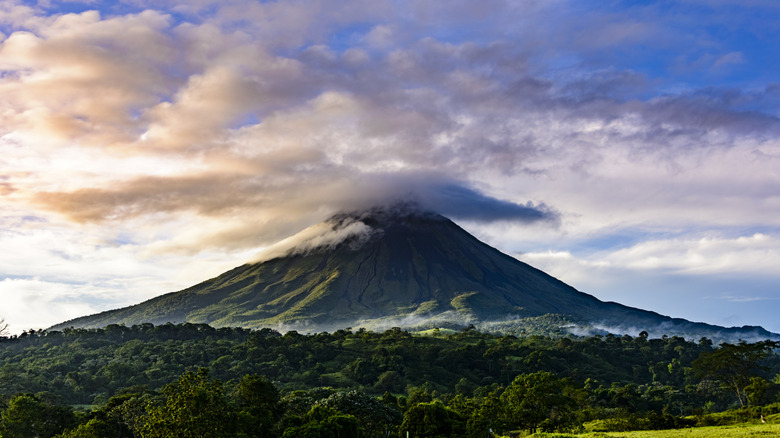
528 423 780 438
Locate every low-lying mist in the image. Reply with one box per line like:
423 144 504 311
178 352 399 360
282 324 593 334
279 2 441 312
268 311 780 344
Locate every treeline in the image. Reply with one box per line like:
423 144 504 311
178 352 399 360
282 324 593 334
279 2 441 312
1 323 779 436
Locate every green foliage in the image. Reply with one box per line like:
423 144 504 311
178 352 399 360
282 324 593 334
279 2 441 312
0 323 725 407
0 393 75 438
693 402 780 427
281 406 360 438
745 377 773 407
588 410 695 432
447 388 506 437
540 423 780 438
234 373 282 435
399 401 465 437
692 340 780 407
1 324 779 437
140 368 238 438
316 390 402 437
501 371 579 433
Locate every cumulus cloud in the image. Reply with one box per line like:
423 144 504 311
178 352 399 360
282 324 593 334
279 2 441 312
0 10 177 148
2 0 780 332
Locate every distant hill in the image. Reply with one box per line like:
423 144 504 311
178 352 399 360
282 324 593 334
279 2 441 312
52 203 779 342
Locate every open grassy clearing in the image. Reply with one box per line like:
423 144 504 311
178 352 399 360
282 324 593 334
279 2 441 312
529 422 780 438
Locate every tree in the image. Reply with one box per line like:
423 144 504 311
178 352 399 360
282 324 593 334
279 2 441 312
745 377 773 407
345 358 377 384
58 417 129 438
0 316 9 337
500 371 578 434
692 340 780 407
448 388 507 438
399 401 464 438
282 405 360 438
60 391 152 438
140 368 238 438
234 374 282 436
0 393 75 438
317 390 402 437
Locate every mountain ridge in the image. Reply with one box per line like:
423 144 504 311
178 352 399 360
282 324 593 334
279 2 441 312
52 204 779 342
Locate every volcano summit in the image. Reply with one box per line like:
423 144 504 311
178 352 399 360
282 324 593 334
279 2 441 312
53 204 778 341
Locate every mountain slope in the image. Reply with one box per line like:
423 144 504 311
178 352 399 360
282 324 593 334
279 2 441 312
52 205 778 341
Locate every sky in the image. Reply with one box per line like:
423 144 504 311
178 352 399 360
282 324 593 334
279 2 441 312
2 0 780 335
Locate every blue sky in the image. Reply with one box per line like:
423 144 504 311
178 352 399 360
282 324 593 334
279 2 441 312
1 0 780 335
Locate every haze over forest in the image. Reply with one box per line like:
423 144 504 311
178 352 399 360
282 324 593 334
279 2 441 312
2 0 780 334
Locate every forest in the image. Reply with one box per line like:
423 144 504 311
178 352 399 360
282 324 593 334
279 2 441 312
0 323 779 437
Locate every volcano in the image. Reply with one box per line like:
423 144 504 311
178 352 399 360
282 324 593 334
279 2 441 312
52 204 778 341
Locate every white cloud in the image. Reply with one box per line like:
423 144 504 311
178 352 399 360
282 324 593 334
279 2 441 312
603 233 780 275
520 233 780 282
253 217 376 262
0 278 99 333
363 24 396 49
1 0 780 333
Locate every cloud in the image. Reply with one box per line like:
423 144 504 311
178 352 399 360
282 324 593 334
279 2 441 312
0 9 177 153
713 51 745 70
3 1 777 258
409 183 558 223
252 216 376 262
30 168 556 254
2 3 777 236
602 233 780 275
719 294 780 303
2 0 780 333
363 24 396 49
0 177 16 195
0 278 99 333
0 1 39 30
521 233 780 281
